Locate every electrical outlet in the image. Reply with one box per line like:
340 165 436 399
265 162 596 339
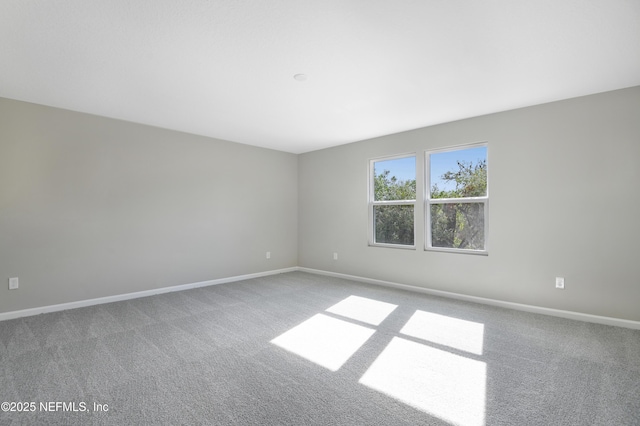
555 277 565 289
333 252 338 260
9 277 19 290
266 251 271 259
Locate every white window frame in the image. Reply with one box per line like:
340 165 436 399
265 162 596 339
368 153 417 249
425 143 489 255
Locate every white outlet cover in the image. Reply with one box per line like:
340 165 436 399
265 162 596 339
9 277 19 290
555 277 565 289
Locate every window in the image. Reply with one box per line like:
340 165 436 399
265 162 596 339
369 155 416 248
426 144 488 254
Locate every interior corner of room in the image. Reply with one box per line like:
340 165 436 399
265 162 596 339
3 3 640 423
1 86 639 327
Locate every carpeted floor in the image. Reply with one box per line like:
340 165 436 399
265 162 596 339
1 271 639 425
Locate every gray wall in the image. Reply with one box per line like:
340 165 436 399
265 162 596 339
3 87 639 322
0 98 298 313
299 86 640 322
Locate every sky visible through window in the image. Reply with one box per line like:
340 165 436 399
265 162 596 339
431 146 486 192
373 147 487 192
374 156 415 183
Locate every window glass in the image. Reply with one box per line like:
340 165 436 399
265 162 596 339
430 203 485 250
374 205 415 245
370 155 416 248
427 144 488 254
374 157 416 201
430 146 487 199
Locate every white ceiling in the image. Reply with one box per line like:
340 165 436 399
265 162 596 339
1 1 639 154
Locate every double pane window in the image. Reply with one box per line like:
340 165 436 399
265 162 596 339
369 155 416 247
369 144 488 254
427 145 488 254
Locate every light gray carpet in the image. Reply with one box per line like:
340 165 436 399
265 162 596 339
1 271 639 425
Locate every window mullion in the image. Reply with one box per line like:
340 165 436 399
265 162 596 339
424 143 488 254
373 200 416 206
428 196 487 204
369 154 417 247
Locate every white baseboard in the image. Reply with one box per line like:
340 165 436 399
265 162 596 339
3 266 638 330
0 267 298 322
298 267 640 330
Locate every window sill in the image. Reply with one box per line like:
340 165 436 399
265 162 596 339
369 243 416 250
425 247 488 256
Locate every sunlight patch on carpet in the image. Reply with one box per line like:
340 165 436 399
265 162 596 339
400 310 485 355
359 337 486 426
270 313 375 371
325 295 397 326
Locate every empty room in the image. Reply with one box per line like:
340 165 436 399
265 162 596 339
1 1 639 425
